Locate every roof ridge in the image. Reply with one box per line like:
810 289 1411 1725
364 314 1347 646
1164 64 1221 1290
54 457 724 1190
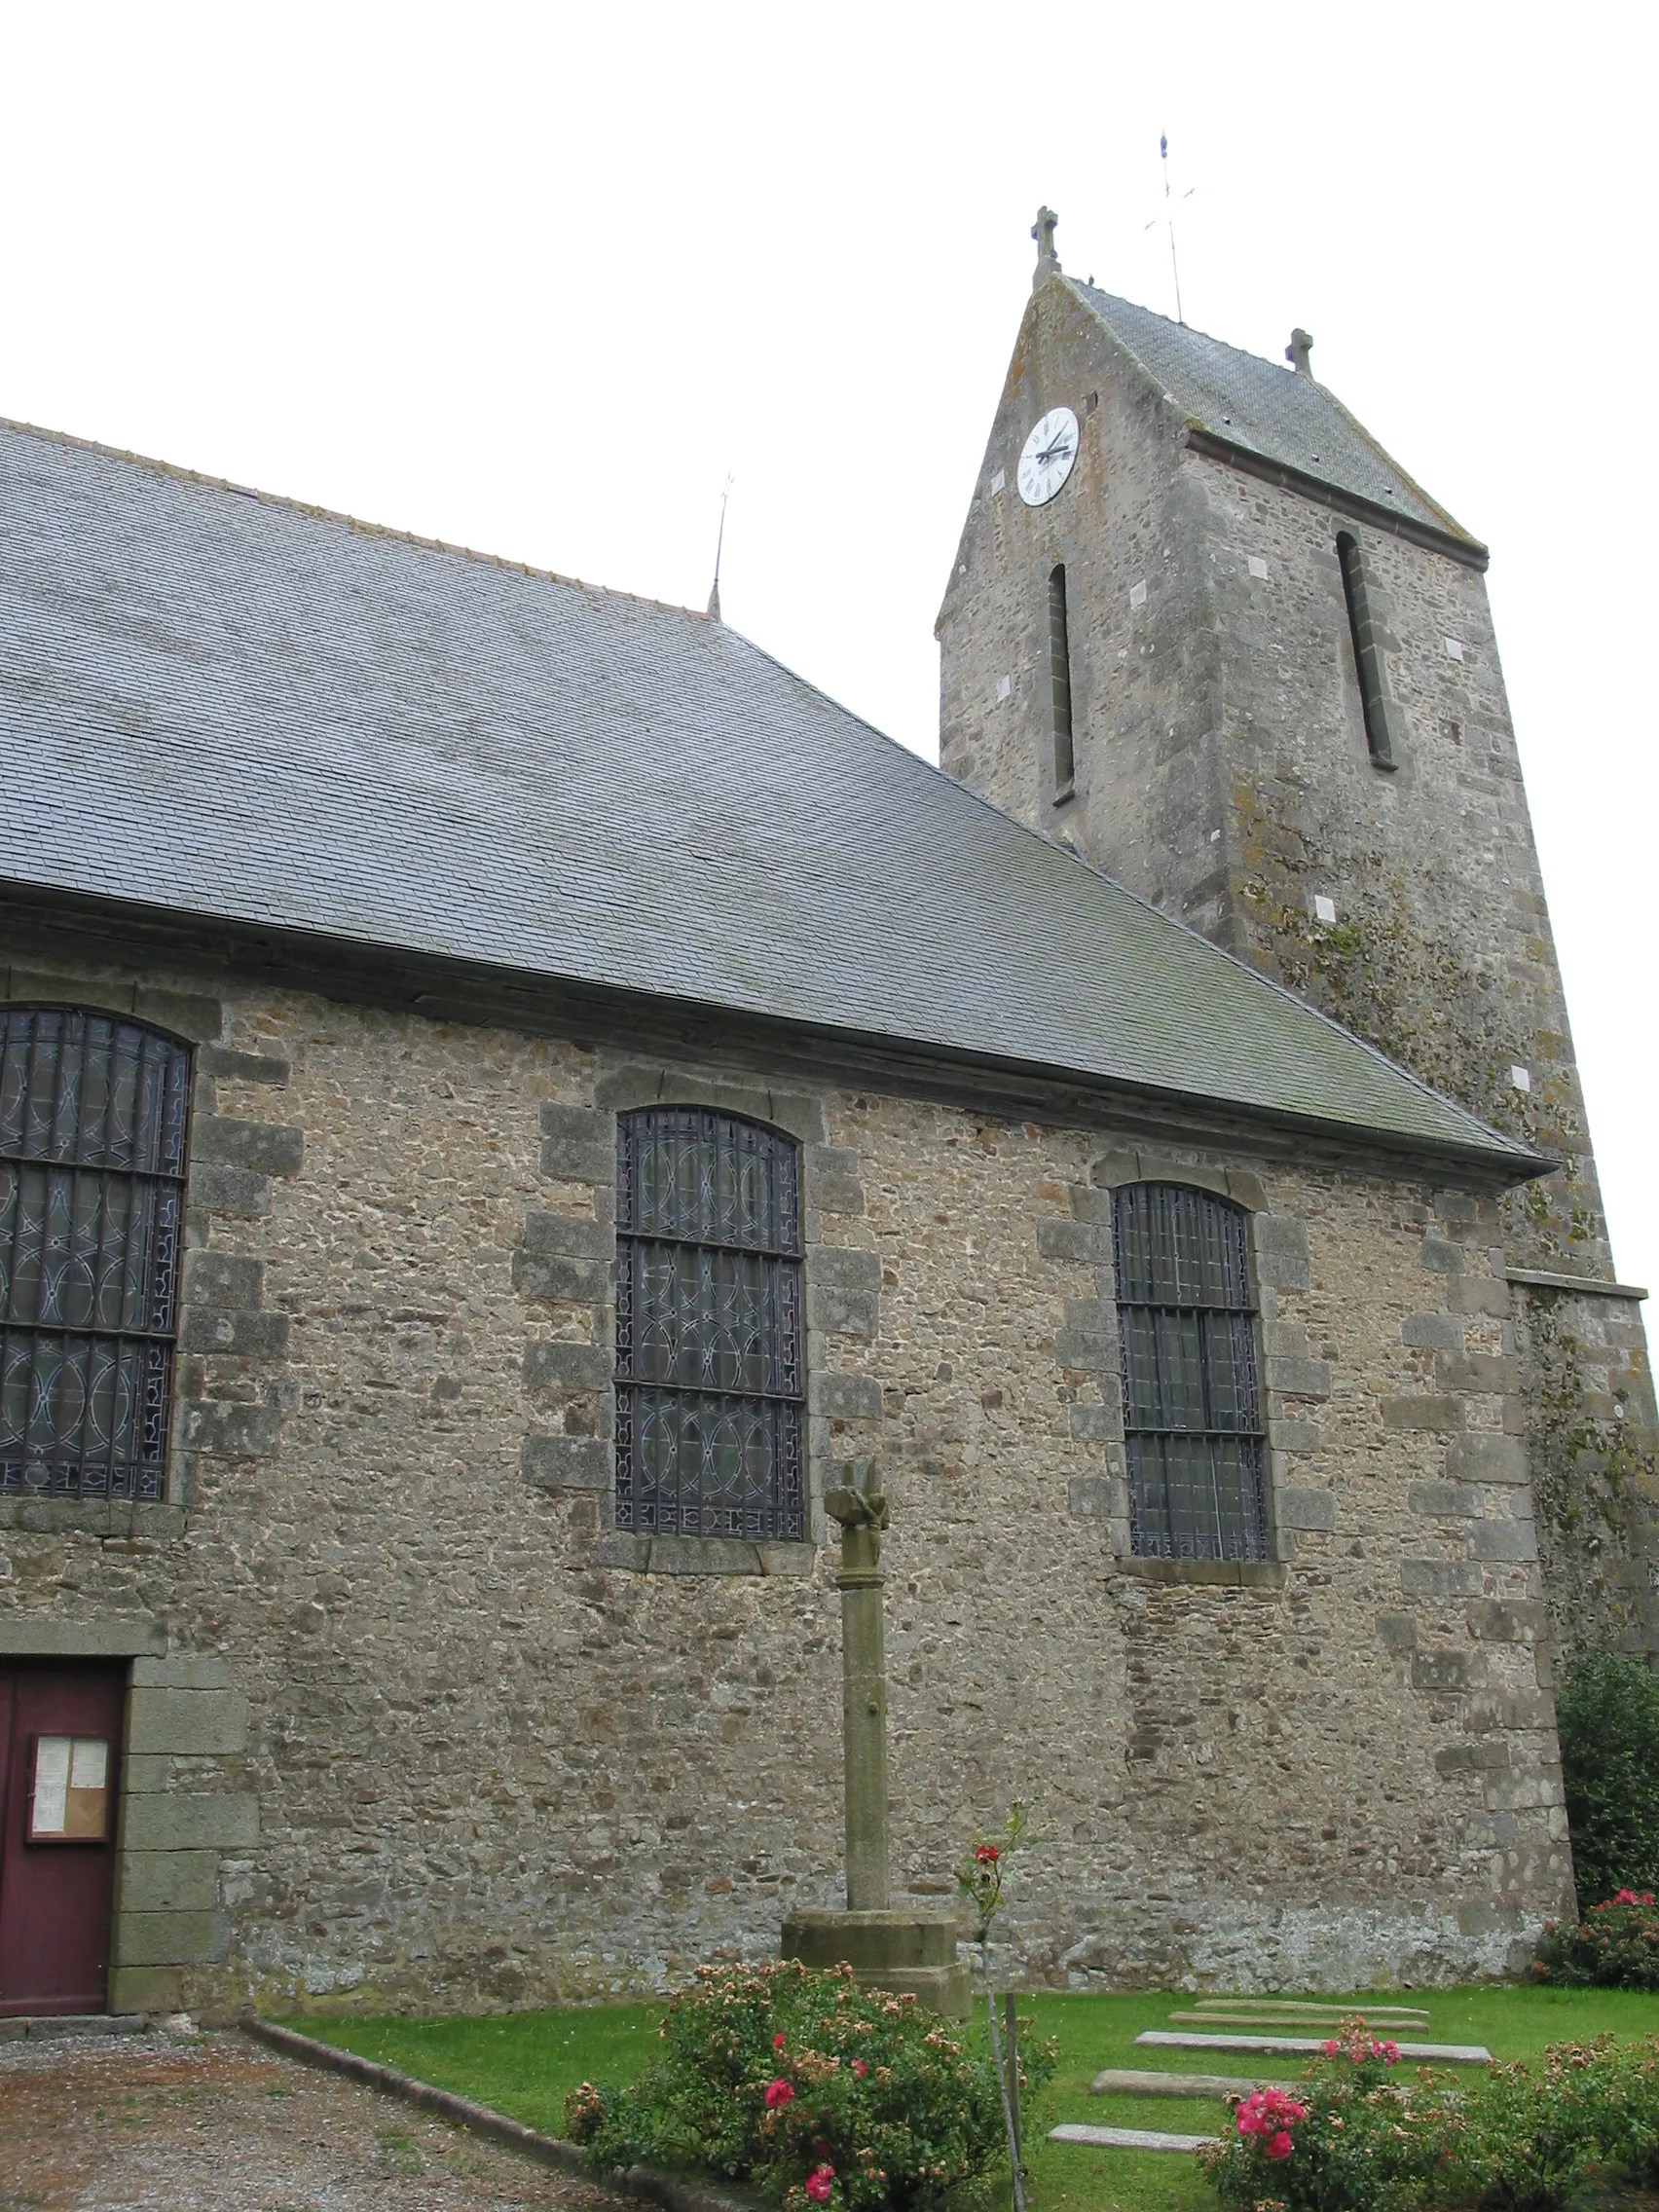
0 415 713 624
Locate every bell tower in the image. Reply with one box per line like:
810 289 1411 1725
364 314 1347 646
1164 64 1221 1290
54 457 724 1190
938 211 1658 1654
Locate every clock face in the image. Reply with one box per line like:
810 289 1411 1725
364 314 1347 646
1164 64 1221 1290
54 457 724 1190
1016 406 1080 506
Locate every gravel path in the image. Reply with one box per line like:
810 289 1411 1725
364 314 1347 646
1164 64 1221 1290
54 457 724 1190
0 2026 635 2212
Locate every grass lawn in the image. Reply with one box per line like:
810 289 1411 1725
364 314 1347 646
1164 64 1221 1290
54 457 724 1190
289 1983 1659 2212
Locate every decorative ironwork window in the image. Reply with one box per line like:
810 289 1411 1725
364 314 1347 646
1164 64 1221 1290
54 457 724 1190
1112 1182 1268 1562
1 1009 192 1501
615 1108 804 1543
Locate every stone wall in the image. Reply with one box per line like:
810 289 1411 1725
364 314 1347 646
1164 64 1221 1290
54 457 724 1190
0 940 1575 2011
936 272 1657 1661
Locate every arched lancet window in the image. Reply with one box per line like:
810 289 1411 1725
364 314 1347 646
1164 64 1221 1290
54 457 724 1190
614 1108 804 1542
1 1009 192 1500
1112 1182 1268 1561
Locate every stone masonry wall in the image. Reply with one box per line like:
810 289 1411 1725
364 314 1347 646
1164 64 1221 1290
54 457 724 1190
936 271 1657 1662
0 940 1573 2010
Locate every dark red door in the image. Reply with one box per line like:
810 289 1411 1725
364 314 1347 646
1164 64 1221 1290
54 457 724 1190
0 1662 125 2014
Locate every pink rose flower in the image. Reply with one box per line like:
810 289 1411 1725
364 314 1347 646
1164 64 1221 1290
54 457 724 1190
805 2166 834 2203
1267 2130 1294 2160
773 2034 787 2050
764 2079 794 2110
852 2060 867 2079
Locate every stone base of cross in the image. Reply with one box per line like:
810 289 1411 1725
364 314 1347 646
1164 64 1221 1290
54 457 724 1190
780 1462 971 2017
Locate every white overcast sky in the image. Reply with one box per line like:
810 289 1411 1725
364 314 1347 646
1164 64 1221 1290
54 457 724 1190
5 3 1654 1302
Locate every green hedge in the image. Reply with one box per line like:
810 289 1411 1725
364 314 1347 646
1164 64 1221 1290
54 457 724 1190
1558 1648 1659 1907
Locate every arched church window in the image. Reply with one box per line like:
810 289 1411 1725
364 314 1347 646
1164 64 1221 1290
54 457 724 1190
614 1108 805 1543
1336 532 1397 768
1 1008 192 1501
1112 1182 1268 1561
1048 564 1076 798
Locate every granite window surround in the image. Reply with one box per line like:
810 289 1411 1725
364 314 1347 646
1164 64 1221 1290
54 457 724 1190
520 1065 878 1576
0 967 297 1535
1059 1150 1308 1589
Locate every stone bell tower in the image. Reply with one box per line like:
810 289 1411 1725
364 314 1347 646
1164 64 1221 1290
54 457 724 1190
937 209 1657 1656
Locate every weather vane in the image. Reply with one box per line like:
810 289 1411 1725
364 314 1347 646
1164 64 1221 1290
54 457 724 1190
1146 131 1196 326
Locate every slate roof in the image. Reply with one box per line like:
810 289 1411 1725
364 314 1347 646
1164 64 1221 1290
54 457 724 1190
1072 282 1480 548
0 419 1533 1172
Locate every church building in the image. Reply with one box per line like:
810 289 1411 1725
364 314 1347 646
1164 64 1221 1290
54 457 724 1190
0 215 1650 2019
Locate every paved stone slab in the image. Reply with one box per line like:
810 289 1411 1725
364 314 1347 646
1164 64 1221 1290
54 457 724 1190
1091 2067 1292 2099
1185 2008 1433 2026
1051 2122 1217 2154
1138 2030 1490 2064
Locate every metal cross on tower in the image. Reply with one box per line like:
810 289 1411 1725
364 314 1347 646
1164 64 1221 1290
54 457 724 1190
1146 132 1195 325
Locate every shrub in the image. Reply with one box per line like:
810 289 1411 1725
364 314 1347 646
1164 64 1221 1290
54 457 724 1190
1535 1891 1659 1990
1198 2019 1470 2212
1557 1647 1659 1906
1198 2027 1659 2212
564 1957 1054 2212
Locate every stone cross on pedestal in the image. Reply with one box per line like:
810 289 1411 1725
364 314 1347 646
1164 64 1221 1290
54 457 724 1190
822 1472 892 1912
780 1462 970 2015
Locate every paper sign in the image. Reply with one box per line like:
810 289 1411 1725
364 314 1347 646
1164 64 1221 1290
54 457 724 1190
29 1734 112 1841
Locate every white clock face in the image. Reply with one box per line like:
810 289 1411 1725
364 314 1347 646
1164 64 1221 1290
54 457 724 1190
1016 406 1080 506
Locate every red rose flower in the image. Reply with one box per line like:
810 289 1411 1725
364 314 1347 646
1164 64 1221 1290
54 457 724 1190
773 2033 787 2050
805 2165 834 2203
975 1844 1000 1864
764 2079 794 2110
852 2059 867 2079
1267 2130 1294 2160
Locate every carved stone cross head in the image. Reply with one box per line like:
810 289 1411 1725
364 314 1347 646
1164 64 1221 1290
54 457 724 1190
1031 205 1059 264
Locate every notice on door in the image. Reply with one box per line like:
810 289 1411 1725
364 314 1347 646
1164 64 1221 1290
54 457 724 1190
28 1735 111 1841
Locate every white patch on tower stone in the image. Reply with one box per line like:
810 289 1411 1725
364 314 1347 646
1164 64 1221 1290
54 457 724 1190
1511 1065 1531 1091
1313 895 1338 925
1444 637 1464 660
997 675 1012 701
1247 556 1270 580
990 469 1006 497
1130 579 1147 608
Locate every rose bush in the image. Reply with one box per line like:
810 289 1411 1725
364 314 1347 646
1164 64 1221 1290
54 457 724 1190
565 1957 1054 2212
1199 2026 1659 2212
1534 1890 1659 1991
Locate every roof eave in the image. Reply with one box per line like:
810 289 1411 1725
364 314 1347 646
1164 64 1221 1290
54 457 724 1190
1181 424 1490 571
0 879 1550 1191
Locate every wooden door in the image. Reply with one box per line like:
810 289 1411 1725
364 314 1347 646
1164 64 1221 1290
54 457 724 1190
0 1662 125 2014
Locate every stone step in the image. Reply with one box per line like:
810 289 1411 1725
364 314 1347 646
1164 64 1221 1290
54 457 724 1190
1051 2122 1217 2155
1189 2000 1430 2024
1090 2067 1293 2100
1172 2009 1429 2031
1138 2030 1491 2065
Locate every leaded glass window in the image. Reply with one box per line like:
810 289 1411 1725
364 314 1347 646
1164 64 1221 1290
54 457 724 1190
1112 1182 1268 1562
615 1108 804 1542
1 1009 191 1501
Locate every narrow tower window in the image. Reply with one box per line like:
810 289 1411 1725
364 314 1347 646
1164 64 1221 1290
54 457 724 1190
1047 564 1075 799
1336 532 1396 768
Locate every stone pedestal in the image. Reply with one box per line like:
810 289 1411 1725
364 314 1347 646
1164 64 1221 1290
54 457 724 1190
781 1907 972 2017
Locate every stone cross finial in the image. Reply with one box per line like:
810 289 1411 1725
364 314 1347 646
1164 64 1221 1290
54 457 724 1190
1286 328 1314 377
1031 205 1060 288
